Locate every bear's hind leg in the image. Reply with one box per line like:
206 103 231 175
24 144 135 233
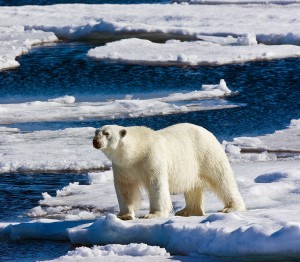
175 187 205 217
208 171 246 213
218 186 246 213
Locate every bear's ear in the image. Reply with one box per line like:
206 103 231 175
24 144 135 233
120 129 127 138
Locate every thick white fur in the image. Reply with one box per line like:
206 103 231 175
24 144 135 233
93 123 246 220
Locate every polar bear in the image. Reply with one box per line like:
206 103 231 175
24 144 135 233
93 123 246 220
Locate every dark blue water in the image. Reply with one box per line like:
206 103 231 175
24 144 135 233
1 42 300 140
0 173 89 222
0 41 300 260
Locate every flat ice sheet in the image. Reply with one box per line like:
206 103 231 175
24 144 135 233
0 83 236 125
0 26 57 70
0 3 300 69
223 119 300 162
87 38 300 66
0 4 299 41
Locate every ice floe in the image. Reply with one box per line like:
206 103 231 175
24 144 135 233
0 80 238 174
87 38 300 66
223 119 300 162
0 4 299 43
0 3 300 260
0 83 236 125
0 25 57 70
0 4 300 69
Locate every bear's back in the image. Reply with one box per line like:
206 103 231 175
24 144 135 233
158 123 217 147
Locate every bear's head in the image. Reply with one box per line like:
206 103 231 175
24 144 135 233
93 125 127 152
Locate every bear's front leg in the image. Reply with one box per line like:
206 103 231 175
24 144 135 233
114 172 141 220
141 174 172 219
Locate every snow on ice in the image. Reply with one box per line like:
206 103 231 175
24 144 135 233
48 243 171 262
0 4 300 69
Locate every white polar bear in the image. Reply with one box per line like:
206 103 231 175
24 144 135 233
93 123 246 220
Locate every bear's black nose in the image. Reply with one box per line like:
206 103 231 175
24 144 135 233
93 138 101 149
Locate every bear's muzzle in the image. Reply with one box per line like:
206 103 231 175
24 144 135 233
93 138 102 149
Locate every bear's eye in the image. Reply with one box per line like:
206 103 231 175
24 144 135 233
102 131 110 137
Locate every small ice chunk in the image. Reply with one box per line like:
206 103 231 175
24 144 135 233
124 95 133 100
88 170 113 184
42 192 52 199
48 96 76 104
218 79 231 94
27 206 47 217
177 53 187 62
225 143 241 155
202 79 231 94
237 33 257 46
233 137 263 148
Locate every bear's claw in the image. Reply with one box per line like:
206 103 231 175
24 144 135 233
117 214 134 220
175 208 205 217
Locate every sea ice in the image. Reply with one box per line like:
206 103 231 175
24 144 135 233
0 26 57 70
223 118 300 162
0 4 299 43
87 38 300 66
0 87 236 125
50 243 170 260
1 4 300 69
0 127 111 174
